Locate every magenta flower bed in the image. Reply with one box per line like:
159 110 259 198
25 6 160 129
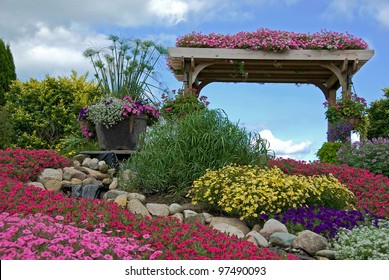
176 29 368 52
268 159 389 218
0 148 295 260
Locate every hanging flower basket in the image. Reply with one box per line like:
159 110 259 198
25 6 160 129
346 116 362 127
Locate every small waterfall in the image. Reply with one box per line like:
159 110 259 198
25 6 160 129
70 184 102 199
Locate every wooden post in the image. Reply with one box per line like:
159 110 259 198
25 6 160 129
327 89 337 142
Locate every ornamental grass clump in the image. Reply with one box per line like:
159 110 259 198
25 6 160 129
188 165 356 221
334 220 389 260
121 109 271 196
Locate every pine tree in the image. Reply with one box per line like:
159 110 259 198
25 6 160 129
0 39 17 106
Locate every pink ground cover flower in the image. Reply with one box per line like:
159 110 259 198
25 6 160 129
0 212 158 260
268 158 389 218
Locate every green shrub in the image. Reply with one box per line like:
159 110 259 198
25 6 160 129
337 138 389 176
334 220 389 260
160 88 208 121
4 71 100 149
316 142 342 164
188 165 356 221
367 88 389 139
0 106 13 149
120 109 271 196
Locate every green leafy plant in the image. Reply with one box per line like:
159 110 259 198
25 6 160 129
4 71 100 149
0 106 13 149
337 138 389 176
83 34 168 101
160 88 209 121
188 165 356 221
323 92 369 138
120 109 272 196
334 220 389 260
316 142 342 164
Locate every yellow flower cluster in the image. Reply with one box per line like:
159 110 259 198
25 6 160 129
188 165 356 221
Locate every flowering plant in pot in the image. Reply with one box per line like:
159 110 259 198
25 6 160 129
78 96 159 150
323 92 369 138
80 34 167 150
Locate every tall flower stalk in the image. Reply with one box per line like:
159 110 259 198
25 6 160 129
84 35 168 102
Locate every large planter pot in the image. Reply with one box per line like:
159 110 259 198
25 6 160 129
346 116 361 127
95 113 148 150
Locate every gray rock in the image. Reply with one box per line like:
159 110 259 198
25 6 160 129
202 212 213 222
127 193 146 204
247 235 259 247
127 199 151 218
63 167 87 181
183 209 198 219
80 167 109 180
72 160 81 168
103 190 129 200
182 203 208 212
185 213 206 225
73 154 89 164
44 179 63 192
27 182 45 190
259 219 288 239
210 217 251 235
108 178 118 190
89 158 100 170
169 203 184 215
82 157 92 167
82 177 99 186
146 203 170 217
171 213 184 222
291 230 328 256
38 168 63 184
212 223 245 238
98 161 109 173
114 194 127 208
70 178 82 185
246 231 269 247
252 224 262 232
102 178 112 185
316 250 336 260
269 232 296 247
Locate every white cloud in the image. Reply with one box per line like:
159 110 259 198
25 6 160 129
325 0 389 29
259 129 312 159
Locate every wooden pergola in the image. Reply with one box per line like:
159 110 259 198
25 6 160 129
167 47 374 140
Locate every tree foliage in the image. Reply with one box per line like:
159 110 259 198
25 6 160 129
367 88 389 139
0 39 16 106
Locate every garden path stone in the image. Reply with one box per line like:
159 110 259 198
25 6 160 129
127 193 146 204
269 232 296 247
209 217 251 235
211 223 245 238
246 231 269 247
146 203 170 217
291 230 328 256
38 168 63 184
259 219 288 239
127 199 151 218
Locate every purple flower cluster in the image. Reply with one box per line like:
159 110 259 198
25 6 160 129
275 205 381 239
176 29 368 52
327 121 353 142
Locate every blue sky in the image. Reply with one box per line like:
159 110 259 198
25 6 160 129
1 0 388 160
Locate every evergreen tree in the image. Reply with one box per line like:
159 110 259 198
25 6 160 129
0 39 17 106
